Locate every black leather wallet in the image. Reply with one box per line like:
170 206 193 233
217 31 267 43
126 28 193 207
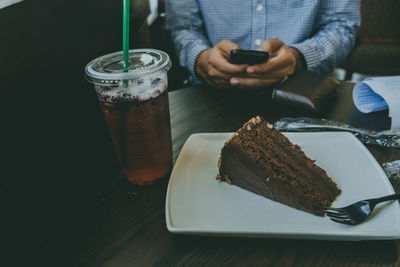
272 70 340 112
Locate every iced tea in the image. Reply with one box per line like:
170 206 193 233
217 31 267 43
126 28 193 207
99 90 172 185
86 49 172 185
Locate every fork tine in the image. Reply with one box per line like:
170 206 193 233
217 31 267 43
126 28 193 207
321 207 345 214
330 217 355 225
321 206 343 212
325 211 350 219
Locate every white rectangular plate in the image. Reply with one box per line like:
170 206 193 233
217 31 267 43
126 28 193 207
166 132 400 240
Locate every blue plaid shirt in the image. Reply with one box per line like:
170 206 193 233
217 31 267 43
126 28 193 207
166 0 360 83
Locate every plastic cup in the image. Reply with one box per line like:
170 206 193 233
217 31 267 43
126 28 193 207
85 49 172 185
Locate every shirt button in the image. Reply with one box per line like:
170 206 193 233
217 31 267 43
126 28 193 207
255 39 262 46
256 4 263 11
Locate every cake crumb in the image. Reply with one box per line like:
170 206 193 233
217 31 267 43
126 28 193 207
226 133 237 143
267 123 274 129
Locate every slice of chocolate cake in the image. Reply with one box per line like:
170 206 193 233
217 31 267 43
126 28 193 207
217 116 340 216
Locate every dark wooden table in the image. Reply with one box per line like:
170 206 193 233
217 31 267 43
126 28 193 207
66 83 399 266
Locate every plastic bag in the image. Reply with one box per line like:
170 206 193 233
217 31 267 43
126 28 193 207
274 117 400 148
382 160 400 180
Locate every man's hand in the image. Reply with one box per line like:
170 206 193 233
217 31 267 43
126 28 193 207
230 38 305 89
195 40 248 89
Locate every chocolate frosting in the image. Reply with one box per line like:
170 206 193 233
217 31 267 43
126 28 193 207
218 116 341 216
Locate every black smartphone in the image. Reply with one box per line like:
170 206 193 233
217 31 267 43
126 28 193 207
229 49 270 65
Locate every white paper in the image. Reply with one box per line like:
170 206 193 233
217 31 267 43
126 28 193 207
0 0 23 9
353 76 400 130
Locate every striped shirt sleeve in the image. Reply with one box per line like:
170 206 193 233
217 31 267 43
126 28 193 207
290 1 360 74
165 0 211 83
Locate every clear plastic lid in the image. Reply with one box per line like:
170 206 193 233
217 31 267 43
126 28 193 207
85 49 171 85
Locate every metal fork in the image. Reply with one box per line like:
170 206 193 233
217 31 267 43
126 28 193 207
321 193 400 225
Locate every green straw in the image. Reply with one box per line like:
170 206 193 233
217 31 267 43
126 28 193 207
122 0 130 72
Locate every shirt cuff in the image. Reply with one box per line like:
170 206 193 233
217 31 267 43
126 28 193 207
187 42 210 83
290 42 321 73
